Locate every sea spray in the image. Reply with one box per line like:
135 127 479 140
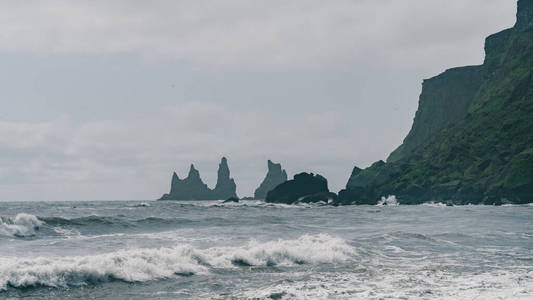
0 213 43 237
377 195 398 206
0 234 355 290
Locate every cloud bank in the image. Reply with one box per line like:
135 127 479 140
0 1 517 201
0 102 398 200
0 0 515 69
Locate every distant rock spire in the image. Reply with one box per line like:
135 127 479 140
217 157 230 183
188 164 200 179
254 160 288 199
170 172 180 194
160 158 237 200
213 157 237 199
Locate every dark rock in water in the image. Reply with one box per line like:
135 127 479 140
159 157 238 200
337 187 379 206
297 192 338 204
265 172 332 204
254 160 288 199
240 196 254 200
340 1 533 205
213 157 238 200
159 164 213 200
223 197 239 203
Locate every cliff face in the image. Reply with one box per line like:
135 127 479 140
516 0 533 32
340 1 533 205
254 160 288 199
160 157 238 200
387 66 484 162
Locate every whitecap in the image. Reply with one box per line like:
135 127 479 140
0 234 355 290
0 213 43 237
422 202 447 208
377 195 399 206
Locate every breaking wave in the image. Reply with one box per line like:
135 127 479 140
0 234 355 290
377 195 399 206
39 215 195 227
0 214 43 237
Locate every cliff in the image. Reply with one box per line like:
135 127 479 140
254 160 288 199
339 0 533 205
159 157 238 200
387 66 484 162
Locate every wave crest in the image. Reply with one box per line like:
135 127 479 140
0 234 355 290
0 213 43 237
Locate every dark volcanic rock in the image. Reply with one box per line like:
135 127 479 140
213 157 238 200
298 192 338 204
265 173 332 204
223 197 239 203
159 164 213 200
254 160 288 199
159 157 238 200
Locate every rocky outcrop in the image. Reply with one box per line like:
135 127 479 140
159 157 238 200
223 197 240 203
213 157 238 200
159 164 213 200
254 160 288 199
340 1 533 205
265 173 336 204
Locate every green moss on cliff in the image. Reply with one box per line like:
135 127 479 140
388 66 484 162
340 2 533 205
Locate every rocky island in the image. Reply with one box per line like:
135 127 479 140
159 157 237 200
266 172 337 204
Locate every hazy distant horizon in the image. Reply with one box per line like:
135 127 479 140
0 1 517 201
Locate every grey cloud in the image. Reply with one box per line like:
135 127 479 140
0 1 518 201
0 0 515 69
0 102 398 201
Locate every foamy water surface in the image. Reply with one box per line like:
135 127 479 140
0 200 532 299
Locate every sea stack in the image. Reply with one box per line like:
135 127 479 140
212 157 238 200
265 172 337 204
254 160 288 199
159 157 238 200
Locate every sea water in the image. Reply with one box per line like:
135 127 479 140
0 200 531 299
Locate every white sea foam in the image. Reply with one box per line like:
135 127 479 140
182 200 321 209
377 195 399 206
236 267 533 300
0 213 43 237
0 234 355 290
422 202 447 207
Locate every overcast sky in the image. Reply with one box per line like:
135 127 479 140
0 0 517 201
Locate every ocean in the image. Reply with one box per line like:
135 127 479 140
0 200 532 299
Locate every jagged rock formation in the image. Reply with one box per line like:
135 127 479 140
213 157 238 200
254 160 288 199
159 157 237 200
266 173 337 204
338 1 533 205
